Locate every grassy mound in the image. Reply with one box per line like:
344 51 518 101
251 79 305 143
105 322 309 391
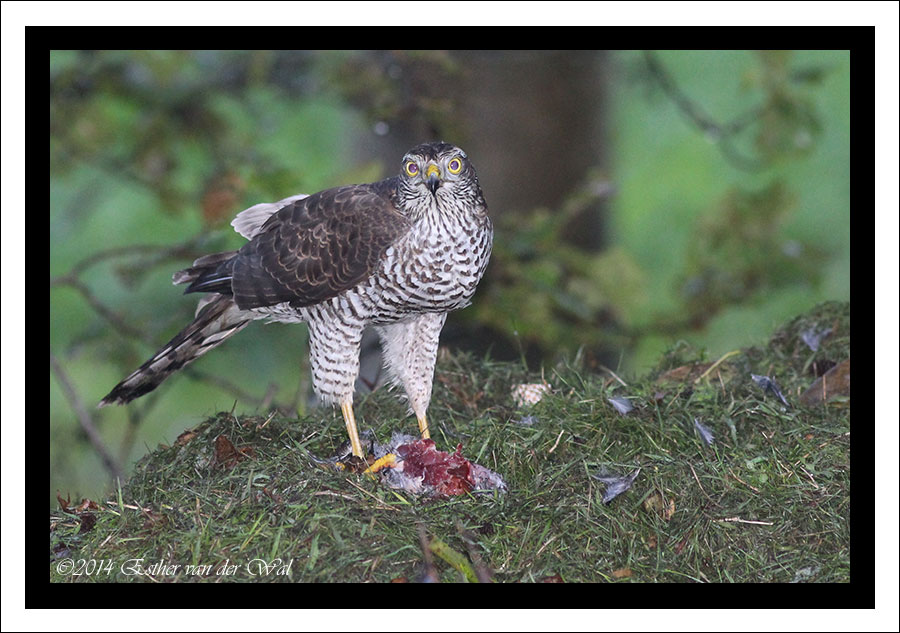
50 301 850 582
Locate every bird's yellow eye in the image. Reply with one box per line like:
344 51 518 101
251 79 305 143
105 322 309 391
447 157 463 174
405 161 419 177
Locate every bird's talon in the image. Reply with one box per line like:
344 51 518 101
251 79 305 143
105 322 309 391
363 453 398 475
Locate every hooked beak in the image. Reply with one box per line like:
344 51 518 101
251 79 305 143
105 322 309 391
425 163 441 194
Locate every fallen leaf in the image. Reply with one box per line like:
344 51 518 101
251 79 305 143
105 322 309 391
176 429 198 446
262 487 284 504
78 513 97 534
73 498 100 513
214 434 239 466
612 567 633 579
57 494 100 514
799 358 850 406
56 492 71 512
142 508 168 530
810 359 836 378
478 523 495 536
52 543 71 559
539 573 565 583
643 492 675 520
214 434 254 468
657 363 712 383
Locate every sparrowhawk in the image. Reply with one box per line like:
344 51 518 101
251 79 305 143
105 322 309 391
99 142 493 458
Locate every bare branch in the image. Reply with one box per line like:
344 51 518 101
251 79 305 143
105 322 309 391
51 276 149 342
642 51 766 172
50 351 123 481
50 234 286 411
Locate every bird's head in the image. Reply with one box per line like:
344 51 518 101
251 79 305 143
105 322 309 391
398 142 477 202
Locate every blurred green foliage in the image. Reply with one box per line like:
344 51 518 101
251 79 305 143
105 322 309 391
461 51 848 373
51 50 371 507
471 176 642 355
50 50 850 507
612 50 849 369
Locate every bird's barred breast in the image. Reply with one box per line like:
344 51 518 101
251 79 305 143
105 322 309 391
369 212 492 318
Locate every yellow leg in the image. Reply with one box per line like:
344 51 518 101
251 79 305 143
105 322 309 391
417 413 431 439
340 401 364 458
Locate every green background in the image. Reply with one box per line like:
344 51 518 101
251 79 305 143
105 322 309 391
50 50 850 507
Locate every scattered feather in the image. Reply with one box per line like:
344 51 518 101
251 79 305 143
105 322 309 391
751 374 791 408
693 418 715 446
607 396 634 416
790 565 821 583
800 326 832 352
592 468 641 504
512 414 539 426
724 416 738 444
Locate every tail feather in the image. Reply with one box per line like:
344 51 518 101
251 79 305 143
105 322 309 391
172 251 237 296
99 295 250 407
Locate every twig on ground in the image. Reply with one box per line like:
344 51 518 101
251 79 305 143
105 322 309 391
716 516 774 526
729 470 761 494
548 429 565 454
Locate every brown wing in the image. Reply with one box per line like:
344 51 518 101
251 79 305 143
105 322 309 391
184 179 410 310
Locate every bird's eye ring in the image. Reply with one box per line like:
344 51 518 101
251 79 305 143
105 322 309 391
447 157 463 174
405 161 419 177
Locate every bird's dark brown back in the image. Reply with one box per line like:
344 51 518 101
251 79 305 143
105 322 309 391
186 179 412 310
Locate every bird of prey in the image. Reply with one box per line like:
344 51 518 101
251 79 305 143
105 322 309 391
99 142 493 459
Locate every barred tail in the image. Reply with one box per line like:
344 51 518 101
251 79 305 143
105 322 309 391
98 295 250 407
